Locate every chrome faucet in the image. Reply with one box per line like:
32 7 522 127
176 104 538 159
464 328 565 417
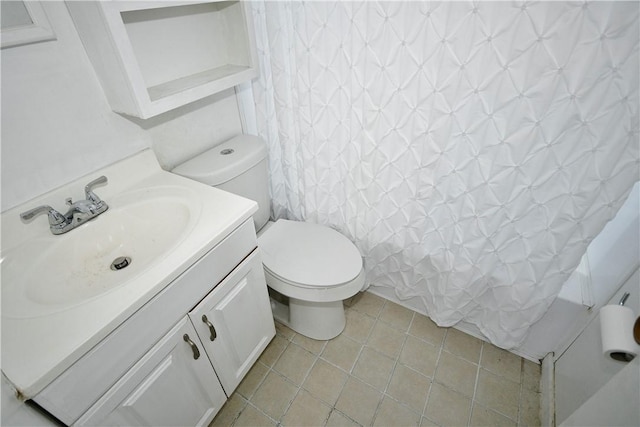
20 176 109 235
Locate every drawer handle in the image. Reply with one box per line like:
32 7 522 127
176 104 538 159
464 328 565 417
202 315 217 341
183 334 200 360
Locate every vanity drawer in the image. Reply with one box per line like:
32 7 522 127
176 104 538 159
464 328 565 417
33 219 256 425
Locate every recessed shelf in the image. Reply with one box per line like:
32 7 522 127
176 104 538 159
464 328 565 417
147 64 251 101
67 1 258 119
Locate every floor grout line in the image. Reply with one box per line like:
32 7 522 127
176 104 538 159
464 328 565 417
219 292 541 427
467 341 485 426
517 358 525 426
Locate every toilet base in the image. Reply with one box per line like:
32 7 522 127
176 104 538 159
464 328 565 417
269 293 346 340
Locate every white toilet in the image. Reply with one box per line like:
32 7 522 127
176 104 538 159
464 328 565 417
172 135 365 340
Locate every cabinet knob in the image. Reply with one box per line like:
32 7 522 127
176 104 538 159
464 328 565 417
202 315 217 341
183 334 200 360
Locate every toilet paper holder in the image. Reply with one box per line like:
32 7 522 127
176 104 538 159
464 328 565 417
601 292 636 362
619 292 630 306
618 292 640 346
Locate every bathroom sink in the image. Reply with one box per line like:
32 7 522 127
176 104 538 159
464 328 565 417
1 186 198 319
1 149 259 399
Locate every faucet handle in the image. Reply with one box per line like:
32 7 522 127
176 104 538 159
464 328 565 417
85 176 108 204
20 205 66 226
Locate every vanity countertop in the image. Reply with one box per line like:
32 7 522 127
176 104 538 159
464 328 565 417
1 149 257 398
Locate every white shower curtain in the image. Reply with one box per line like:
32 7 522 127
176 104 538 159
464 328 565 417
250 1 640 349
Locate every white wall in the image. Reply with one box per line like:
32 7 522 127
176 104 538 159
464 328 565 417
0 2 244 212
555 269 640 424
560 358 639 427
0 3 245 422
587 183 640 308
552 187 639 423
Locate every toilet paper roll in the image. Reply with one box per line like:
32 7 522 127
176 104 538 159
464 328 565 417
600 304 638 362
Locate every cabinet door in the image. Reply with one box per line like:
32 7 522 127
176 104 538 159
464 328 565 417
189 251 275 394
75 318 226 427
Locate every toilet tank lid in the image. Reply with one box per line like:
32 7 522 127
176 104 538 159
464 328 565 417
172 135 267 186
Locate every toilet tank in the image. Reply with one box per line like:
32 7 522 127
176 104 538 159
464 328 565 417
172 135 271 231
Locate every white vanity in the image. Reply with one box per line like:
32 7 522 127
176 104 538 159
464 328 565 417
1 149 275 426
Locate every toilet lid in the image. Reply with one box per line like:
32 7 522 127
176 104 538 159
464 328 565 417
258 220 362 288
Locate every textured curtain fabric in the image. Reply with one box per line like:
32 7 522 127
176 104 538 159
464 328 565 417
251 1 640 348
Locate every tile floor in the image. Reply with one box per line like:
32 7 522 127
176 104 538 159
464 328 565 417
211 292 541 427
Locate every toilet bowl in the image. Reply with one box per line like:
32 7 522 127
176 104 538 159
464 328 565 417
172 135 365 340
258 219 365 339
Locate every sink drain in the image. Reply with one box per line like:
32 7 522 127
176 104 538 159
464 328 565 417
111 256 132 271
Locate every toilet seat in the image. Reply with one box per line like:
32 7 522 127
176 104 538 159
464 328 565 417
258 219 365 301
263 265 366 303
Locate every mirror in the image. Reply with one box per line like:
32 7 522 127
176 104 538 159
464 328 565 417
1 1 33 29
1 1 55 49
